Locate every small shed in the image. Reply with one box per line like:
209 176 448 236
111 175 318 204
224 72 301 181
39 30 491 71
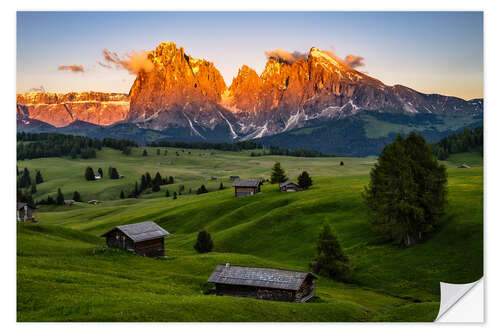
17 202 35 222
64 200 75 206
280 180 303 192
95 174 102 180
232 179 261 198
211 176 218 180
208 264 317 303
458 164 471 169
88 200 100 205
101 221 170 257
229 176 240 181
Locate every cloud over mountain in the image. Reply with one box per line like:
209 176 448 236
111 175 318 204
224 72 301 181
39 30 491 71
265 49 307 64
344 55 365 68
99 49 154 74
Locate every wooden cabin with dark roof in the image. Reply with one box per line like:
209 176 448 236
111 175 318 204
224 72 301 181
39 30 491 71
232 179 261 198
280 180 303 192
101 221 170 257
17 202 35 222
208 264 317 302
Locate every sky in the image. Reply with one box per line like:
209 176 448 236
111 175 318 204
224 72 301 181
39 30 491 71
16 11 483 100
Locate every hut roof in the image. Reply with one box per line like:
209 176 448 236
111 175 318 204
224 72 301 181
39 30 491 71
207 264 316 291
232 179 260 188
280 180 299 187
17 202 35 210
101 221 170 242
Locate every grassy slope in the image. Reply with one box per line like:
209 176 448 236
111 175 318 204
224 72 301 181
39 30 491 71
17 150 483 322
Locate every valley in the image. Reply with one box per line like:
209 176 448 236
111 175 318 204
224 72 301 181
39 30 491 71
17 147 483 321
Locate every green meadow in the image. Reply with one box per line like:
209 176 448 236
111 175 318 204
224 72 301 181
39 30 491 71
17 147 483 322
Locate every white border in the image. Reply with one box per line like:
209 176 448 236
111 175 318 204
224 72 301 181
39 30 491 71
2 1 497 332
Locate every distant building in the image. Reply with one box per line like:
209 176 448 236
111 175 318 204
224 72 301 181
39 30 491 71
280 180 303 192
229 176 240 181
95 174 102 179
88 200 100 205
211 176 218 180
208 264 317 303
458 164 471 168
101 221 170 258
17 202 35 222
232 179 261 198
64 200 75 206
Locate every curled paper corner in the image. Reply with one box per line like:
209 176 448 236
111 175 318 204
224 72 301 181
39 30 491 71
435 278 483 322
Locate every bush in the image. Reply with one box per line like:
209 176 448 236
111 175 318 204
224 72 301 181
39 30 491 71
364 133 448 247
194 230 214 253
310 223 350 280
196 185 208 195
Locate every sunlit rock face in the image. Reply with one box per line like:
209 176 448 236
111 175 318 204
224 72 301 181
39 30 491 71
18 42 482 141
127 42 238 140
16 92 129 127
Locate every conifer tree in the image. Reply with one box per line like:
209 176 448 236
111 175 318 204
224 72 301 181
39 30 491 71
165 189 170 197
120 190 125 199
364 133 448 247
142 149 148 156
173 191 177 200
30 183 37 194
196 185 208 194
156 148 161 155
297 171 313 189
85 167 95 181
35 170 44 184
19 168 31 188
97 168 103 177
153 172 163 186
56 188 65 205
219 182 224 190
270 162 288 184
310 223 350 280
73 191 81 202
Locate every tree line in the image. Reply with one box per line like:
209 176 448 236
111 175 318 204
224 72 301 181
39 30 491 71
256 146 333 158
148 140 263 151
432 126 483 160
17 132 137 160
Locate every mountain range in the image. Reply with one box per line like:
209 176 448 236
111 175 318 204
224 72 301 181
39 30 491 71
17 41 483 156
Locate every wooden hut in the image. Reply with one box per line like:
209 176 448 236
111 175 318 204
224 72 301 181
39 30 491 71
232 179 261 198
100 221 170 257
229 176 240 181
280 180 303 192
17 202 35 222
208 264 317 303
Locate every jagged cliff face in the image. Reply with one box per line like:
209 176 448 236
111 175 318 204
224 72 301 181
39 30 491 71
16 92 129 127
18 42 483 142
127 42 237 140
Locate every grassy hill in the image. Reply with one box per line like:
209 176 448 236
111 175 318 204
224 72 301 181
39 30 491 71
16 149 483 321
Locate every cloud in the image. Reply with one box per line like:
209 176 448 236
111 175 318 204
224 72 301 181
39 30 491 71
98 49 154 74
28 85 46 93
265 49 307 64
344 54 365 68
58 65 85 73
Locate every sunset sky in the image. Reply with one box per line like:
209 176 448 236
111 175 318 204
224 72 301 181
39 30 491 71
17 11 483 100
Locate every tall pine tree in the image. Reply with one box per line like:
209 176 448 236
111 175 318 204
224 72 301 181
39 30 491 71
364 133 448 247
270 162 288 184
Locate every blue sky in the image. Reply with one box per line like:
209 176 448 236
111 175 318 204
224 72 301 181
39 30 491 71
17 11 483 99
